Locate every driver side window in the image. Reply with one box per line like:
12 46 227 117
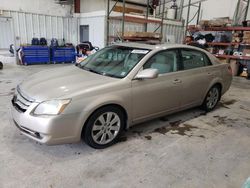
143 50 178 74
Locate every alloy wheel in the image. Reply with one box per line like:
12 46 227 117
91 112 121 145
206 87 219 109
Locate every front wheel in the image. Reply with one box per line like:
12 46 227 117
201 85 221 112
83 106 125 149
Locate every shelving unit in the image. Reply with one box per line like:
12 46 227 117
106 0 186 45
190 41 250 46
106 0 210 45
188 26 250 32
187 25 250 76
109 15 162 24
215 54 250 60
187 26 250 54
106 0 165 44
184 0 208 37
207 42 240 46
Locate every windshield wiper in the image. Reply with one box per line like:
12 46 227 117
80 66 103 75
81 66 121 78
88 69 103 75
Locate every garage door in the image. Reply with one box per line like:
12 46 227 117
0 17 13 49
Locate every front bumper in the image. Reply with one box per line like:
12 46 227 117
11 101 82 145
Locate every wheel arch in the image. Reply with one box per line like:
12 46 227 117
213 82 222 92
208 82 223 97
202 81 223 103
81 103 129 138
213 82 223 100
205 79 223 96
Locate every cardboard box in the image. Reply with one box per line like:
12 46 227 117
244 31 250 36
243 49 250 56
199 20 210 26
243 39 250 43
230 60 239 76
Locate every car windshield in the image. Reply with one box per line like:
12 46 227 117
78 45 150 78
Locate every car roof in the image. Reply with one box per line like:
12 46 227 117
110 42 220 65
112 42 204 51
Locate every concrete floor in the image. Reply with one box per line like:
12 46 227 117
1 57 250 188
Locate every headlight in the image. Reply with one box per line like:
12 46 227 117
33 99 71 115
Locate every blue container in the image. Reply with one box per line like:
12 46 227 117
51 47 76 63
22 46 50 65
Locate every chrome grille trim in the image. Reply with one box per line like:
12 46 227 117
17 85 35 102
15 100 29 110
16 94 31 107
12 86 34 112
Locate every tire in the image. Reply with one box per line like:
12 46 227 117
83 106 125 149
201 85 221 112
0 61 3 70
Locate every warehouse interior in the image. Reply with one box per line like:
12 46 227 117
1 0 250 187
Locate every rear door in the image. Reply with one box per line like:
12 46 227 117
131 49 183 122
178 49 214 108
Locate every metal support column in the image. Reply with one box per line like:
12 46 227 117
178 0 185 21
121 0 125 41
234 0 241 25
106 0 110 46
160 0 166 42
244 0 250 21
185 0 192 37
196 2 201 25
145 0 150 32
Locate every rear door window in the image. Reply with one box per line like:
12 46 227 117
181 49 211 70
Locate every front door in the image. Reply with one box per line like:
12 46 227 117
131 49 183 122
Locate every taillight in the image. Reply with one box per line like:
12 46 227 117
228 65 233 75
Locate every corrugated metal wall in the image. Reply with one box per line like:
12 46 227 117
0 17 14 49
0 10 79 49
163 23 184 44
108 18 184 44
0 10 184 49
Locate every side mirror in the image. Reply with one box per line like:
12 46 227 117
134 68 159 80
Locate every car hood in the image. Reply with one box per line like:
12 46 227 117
19 66 119 102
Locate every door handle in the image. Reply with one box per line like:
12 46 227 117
173 79 182 84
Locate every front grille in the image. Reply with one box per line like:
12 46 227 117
12 86 34 113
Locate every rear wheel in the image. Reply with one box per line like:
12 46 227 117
83 106 125 149
201 85 221 112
